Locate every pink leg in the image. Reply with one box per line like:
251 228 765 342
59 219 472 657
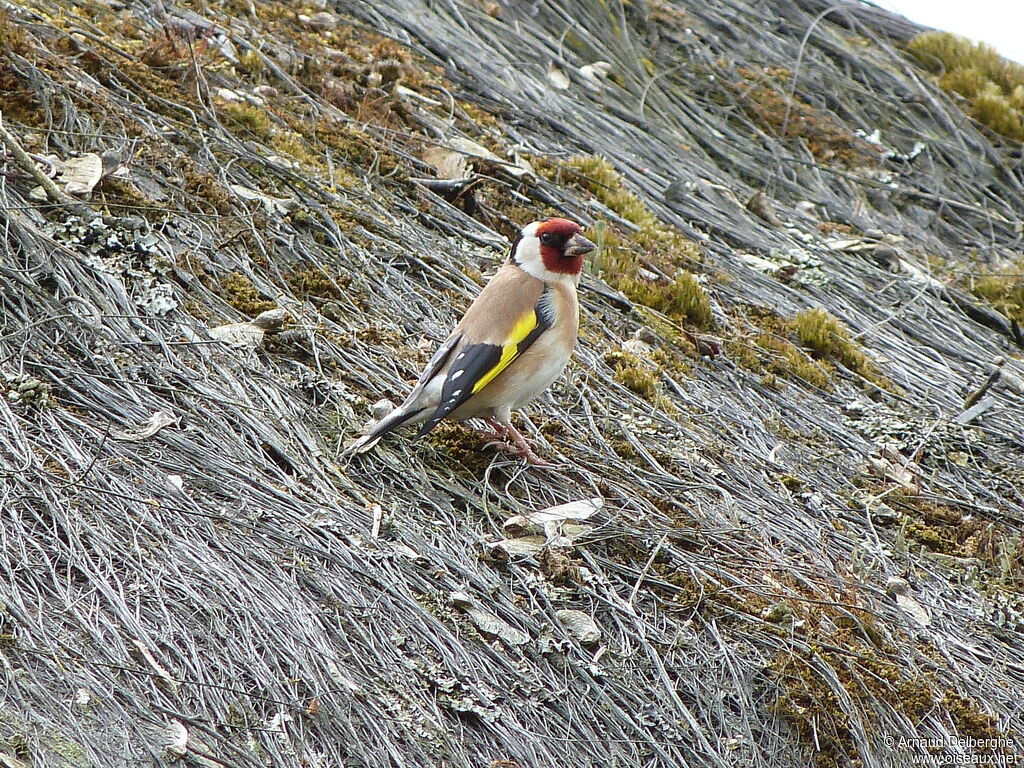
480 418 554 467
477 418 509 444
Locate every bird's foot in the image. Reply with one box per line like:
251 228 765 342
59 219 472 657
480 419 554 467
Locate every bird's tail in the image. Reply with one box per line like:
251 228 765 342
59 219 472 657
342 405 425 456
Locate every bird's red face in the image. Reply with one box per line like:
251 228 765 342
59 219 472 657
513 217 596 280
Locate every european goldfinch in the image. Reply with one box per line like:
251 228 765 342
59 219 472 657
345 217 595 465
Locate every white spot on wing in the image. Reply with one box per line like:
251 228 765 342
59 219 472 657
450 369 464 380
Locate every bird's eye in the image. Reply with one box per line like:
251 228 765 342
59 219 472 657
540 232 553 244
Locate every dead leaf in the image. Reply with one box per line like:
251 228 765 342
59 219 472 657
162 720 188 759
31 153 110 199
886 577 930 627
488 535 547 558
208 320 267 347
111 410 179 441
509 497 602 531
229 184 299 214
422 145 469 179
546 61 570 90
555 609 601 644
61 153 104 196
579 60 614 90
450 591 529 645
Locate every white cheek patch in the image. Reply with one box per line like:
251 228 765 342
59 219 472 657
514 236 548 280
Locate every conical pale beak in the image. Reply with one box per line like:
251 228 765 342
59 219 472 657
566 233 597 257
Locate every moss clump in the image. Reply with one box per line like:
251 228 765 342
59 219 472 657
610 438 641 463
98 177 159 218
943 692 1004 745
903 519 953 552
793 308 887 387
604 349 672 410
217 100 275 139
650 345 693 377
424 422 499 474
564 155 659 231
181 167 234 216
968 260 1024 325
779 474 804 492
221 272 276 315
269 131 320 169
971 86 1024 139
908 32 1024 141
887 490 1007 566
285 268 349 300
617 271 715 329
770 600 947 768
729 66 880 167
0 10 42 124
756 332 832 389
236 49 265 77
730 308 835 390
562 155 700 260
646 566 770 618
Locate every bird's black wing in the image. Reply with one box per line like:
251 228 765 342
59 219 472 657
415 294 553 438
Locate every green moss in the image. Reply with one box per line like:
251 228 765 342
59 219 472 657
218 100 274 138
236 49 265 77
559 156 701 259
98 177 159 218
619 271 715 329
647 567 770 617
0 8 28 55
0 10 42 124
779 474 804 492
943 691 1003 744
883 490 1016 571
757 332 832 389
940 67 989 99
283 116 405 179
221 271 277 315
770 612 944 767
285 267 349 300
563 155 651 225
910 31 1024 93
562 28 585 53
610 438 641 462
268 131 320 168
650 346 692 376
730 307 835 389
604 349 673 409
971 86 1024 140
794 308 889 388
909 32 1024 141
182 167 234 216
425 422 498 474
969 260 1024 324
728 66 879 167
903 519 953 553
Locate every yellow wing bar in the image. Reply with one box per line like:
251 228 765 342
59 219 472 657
471 309 538 394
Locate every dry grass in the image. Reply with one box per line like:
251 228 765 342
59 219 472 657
0 0 1022 767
